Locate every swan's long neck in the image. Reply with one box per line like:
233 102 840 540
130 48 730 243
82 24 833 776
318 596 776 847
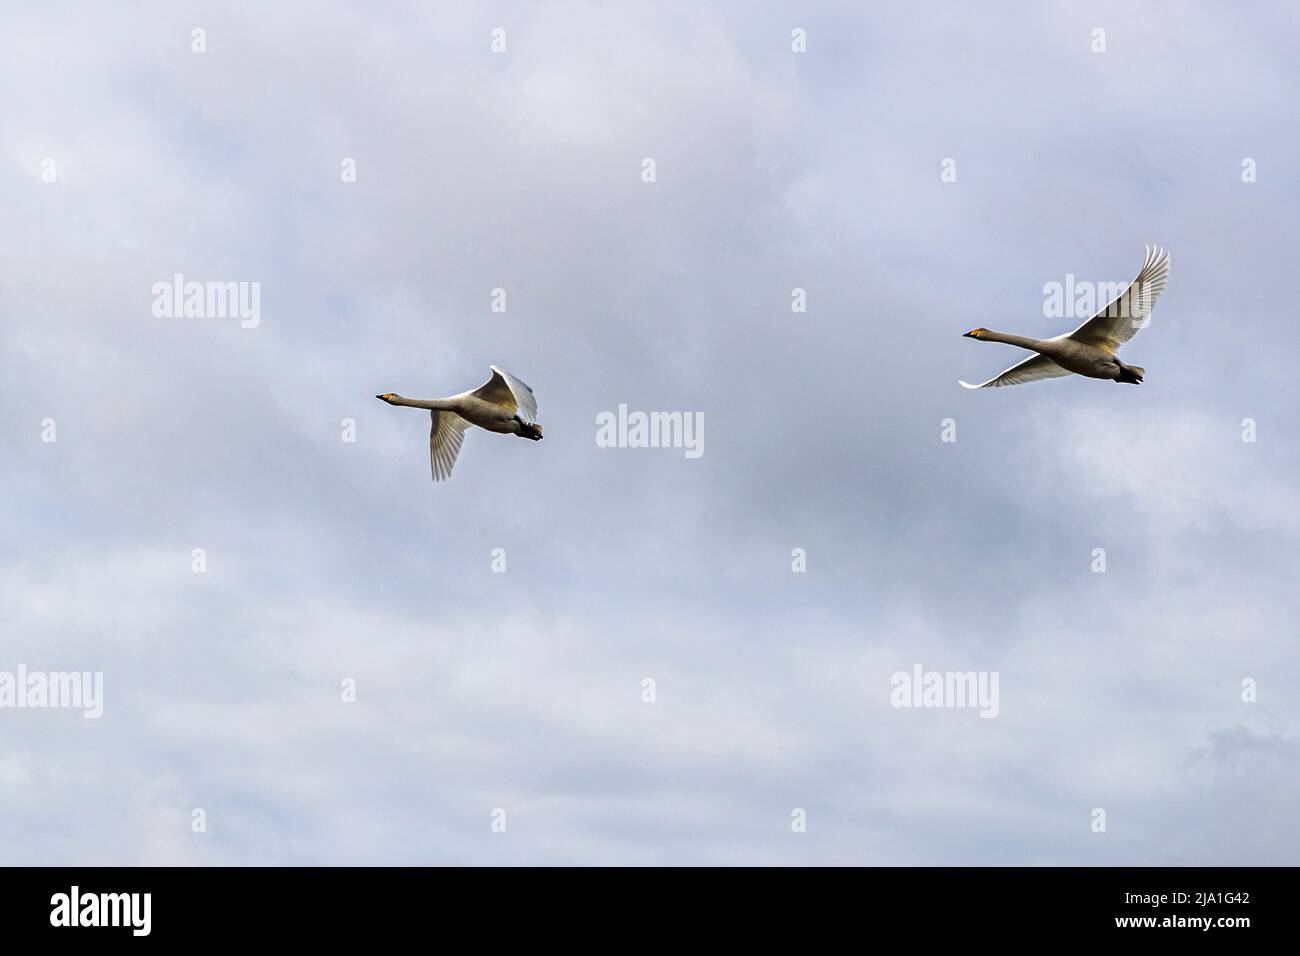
980 330 1049 352
390 396 458 410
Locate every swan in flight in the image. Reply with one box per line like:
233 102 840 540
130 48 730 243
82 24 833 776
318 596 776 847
960 246 1170 388
376 366 541 481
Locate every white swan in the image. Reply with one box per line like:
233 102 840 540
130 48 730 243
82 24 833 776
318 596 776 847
376 366 541 481
960 246 1170 388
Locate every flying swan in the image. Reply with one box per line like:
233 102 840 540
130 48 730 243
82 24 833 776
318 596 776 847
376 366 542 481
960 246 1170 388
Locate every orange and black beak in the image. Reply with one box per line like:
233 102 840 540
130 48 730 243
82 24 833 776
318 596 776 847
963 329 981 338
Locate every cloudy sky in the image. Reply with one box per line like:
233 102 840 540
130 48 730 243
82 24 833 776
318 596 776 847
2 1 1297 865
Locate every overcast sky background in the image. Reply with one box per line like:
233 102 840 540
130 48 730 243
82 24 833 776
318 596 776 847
2 1 1298 865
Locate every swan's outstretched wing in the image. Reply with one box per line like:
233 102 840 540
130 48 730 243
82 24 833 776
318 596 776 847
472 366 539 424
429 411 471 481
1067 245 1171 352
959 353 1073 389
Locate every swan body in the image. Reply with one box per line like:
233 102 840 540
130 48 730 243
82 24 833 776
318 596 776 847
960 246 1170 389
376 366 541 481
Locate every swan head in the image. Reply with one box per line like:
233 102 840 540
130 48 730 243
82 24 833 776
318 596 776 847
375 393 398 403
963 328 988 339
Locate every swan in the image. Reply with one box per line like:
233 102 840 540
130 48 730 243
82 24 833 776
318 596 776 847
960 246 1170 388
376 366 541 481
